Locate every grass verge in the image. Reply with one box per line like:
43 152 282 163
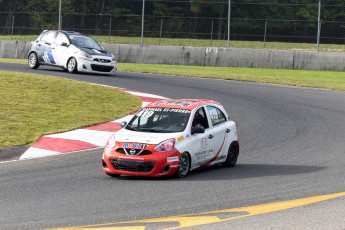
2 58 345 91
119 63 345 91
0 71 141 148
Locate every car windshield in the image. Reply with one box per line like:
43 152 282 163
68 34 102 50
126 107 191 133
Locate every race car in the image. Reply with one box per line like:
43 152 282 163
28 30 116 75
102 99 239 178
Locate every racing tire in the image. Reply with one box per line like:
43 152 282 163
67 57 78 73
176 152 190 178
28 52 40 69
222 142 239 167
106 173 120 178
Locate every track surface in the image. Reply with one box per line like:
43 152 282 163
1 63 345 229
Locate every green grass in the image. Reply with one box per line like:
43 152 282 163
118 63 345 91
2 58 345 91
0 71 141 148
2 35 345 51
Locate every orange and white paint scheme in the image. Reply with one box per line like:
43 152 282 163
102 99 239 178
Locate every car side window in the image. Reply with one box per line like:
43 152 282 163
40 31 56 44
206 106 227 126
192 107 209 131
55 32 69 46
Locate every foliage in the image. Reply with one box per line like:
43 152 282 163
1 0 345 43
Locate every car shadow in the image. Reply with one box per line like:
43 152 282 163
112 163 325 181
33 66 115 77
185 163 326 181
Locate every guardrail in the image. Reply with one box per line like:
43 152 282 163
1 40 345 71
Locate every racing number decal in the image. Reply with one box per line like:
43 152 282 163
136 110 154 118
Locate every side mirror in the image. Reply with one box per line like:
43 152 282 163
120 121 127 128
193 125 205 134
61 42 69 47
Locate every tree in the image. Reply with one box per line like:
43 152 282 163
0 0 24 34
23 0 74 31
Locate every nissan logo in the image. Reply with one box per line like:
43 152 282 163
129 149 136 155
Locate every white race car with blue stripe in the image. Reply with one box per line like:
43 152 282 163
28 30 116 75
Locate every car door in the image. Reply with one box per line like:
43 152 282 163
53 32 70 67
204 105 229 165
189 107 215 168
37 31 57 64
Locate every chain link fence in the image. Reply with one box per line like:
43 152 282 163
1 0 345 50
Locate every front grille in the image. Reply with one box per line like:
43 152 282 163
110 159 155 173
116 148 152 156
94 58 111 63
91 64 114 72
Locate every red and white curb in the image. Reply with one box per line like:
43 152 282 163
19 88 167 160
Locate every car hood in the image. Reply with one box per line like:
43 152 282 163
115 129 182 145
79 47 111 57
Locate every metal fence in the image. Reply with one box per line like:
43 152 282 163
1 1 345 51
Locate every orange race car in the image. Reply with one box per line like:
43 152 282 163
102 99 239 178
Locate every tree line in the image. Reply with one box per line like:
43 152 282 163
1 0 345 43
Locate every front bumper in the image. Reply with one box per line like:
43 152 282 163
77 57 116 75
102 145 181 177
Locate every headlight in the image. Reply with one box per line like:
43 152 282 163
106 134 116 148
111 53 115 61
154 139 176 152
79 50 92 58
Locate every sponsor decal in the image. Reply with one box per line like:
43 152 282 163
170 165 178 168
195 150 207 157
125 133 159 140
162 108 191 113
195 149 213 157
123 143 147 149
118 156 144 160
197 155 208 161
152 100 199 108
208 107 219 121
167 156 179 162
177 136 185 142
139 107 190 114
201 138 208 148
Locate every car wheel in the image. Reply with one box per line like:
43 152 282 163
176 152 190 178
223 142 239 167
28 52 40 69
106 173 120 178
67 57 77 73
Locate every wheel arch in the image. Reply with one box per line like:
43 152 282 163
66 56 76 68
28 50 37 58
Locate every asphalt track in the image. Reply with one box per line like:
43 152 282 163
1 63 345 229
